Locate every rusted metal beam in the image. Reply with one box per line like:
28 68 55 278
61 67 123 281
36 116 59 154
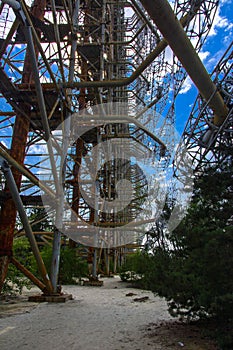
22 24 59 189
0 143 56 199
0 112 16 116
0 157 53 293
0 0 47 292
77 114 166 148
20 0 58 88
11 257 47 292
0 110 30 291
0 18 20 59
14 38 168 90
15 3 202 93
140 0 228 126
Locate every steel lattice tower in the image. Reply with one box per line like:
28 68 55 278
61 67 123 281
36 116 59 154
0 0 230 294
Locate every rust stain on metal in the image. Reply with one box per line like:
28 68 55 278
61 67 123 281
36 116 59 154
0 0 47 291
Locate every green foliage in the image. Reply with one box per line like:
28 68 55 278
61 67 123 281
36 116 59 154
144 164 233 348
119 250 151 284
2 264 31 295
12 237 34 266
27 207 52 233
2 236 89 295
2 237 33 295
32 245 88 284
58 246 88 284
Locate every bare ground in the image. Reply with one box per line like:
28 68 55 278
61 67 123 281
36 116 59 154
0 276 218 350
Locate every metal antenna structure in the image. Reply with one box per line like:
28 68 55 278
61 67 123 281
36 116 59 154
0 0 227 294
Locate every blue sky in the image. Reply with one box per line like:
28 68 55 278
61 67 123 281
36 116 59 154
175 0 233 134
0 0 231 221
0 1 232 146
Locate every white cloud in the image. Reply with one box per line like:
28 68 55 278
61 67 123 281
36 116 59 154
179 77 193 94
198 51 210 62
164 47 173 64
223 20 233 45
209 7 230 36
0 140 8 148
27 143 48 155
204 47 228 72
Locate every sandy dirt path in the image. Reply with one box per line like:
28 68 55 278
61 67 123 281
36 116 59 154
0 276 217 350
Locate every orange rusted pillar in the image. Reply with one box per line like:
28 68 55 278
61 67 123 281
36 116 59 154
69 50 87 248
69 137 85 248
0 0 47 292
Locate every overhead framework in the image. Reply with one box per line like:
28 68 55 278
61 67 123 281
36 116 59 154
175 42 233 172
0 0 229 294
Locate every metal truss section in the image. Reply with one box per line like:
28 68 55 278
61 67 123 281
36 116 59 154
176 42 233 172
0 0 224 292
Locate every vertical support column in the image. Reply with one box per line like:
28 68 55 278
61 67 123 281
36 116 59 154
0 157 53 293
105 248 110 276
69 137 84 248
0 0 47 292
92 248 98 278
113 249 117 274
91 137 100 279
99 0 106 104
69 0 88 245
50 228 62 291
50 0 81 291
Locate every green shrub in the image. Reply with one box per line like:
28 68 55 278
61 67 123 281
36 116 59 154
119 250 151 285
144 164 233 348
58 246 88 284
2 237 33 295
2 238 89 295
32 245 88 284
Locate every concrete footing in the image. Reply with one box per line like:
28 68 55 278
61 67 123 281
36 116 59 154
28 294 73 302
